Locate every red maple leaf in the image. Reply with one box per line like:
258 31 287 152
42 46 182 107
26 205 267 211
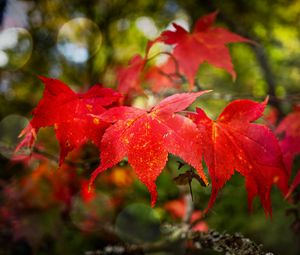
17 76 122 164
189 98 288 216
276 111 300 172
90 91 210 206
157 11 251 89
276 111 300 196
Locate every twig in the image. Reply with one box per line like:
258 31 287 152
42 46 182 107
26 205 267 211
147 51 187 85
147 51 180 74
183 193 194 224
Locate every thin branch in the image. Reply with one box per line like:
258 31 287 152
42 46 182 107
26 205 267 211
146 51 187 84
183 193 194 224
147 51 180 74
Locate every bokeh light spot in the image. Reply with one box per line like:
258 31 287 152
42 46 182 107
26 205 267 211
57 18 102 63
0 27 33 70
135 16 158 39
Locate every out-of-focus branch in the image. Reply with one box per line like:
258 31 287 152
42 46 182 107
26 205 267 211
85 227 271 255
147 51 186 86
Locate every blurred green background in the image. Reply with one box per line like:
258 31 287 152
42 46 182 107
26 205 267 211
0 0 300 254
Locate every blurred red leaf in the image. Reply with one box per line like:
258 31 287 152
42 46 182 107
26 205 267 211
106 166 135 188
164 198 208 232
117 41 154 96
157 11 251 89
117 54 145 96
144 58 180 92
164 198 186 218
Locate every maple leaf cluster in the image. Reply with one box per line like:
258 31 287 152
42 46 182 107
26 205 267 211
16 11 299 216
